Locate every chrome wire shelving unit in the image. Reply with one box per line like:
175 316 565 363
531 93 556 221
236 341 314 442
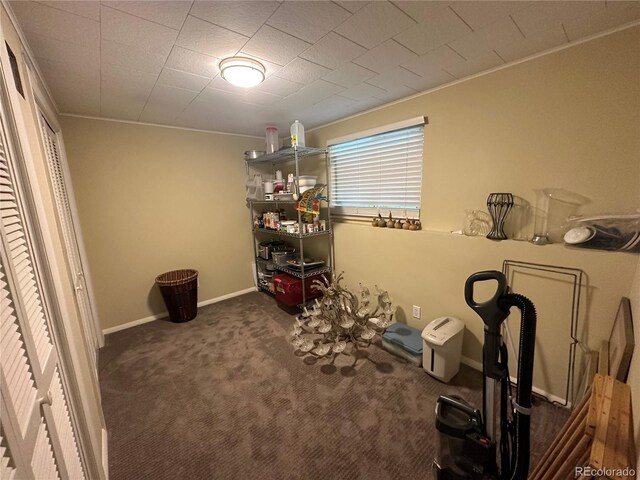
246 146 334 306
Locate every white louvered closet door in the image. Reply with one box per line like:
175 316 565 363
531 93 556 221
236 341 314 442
38 115 99 371
0 100 85 478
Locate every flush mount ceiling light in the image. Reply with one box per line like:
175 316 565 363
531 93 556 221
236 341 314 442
219 57 265 88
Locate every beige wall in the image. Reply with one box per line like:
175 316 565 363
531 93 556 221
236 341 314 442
59 116 263 329
1 6 105 477
308 27 640 401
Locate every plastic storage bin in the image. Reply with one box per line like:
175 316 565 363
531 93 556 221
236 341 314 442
382 323 423 366
422 317 465 382
155 269 198 323
273 272 326 306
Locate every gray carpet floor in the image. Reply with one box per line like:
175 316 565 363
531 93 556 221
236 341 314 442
99 291 568 480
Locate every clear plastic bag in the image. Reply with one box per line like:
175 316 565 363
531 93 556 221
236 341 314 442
563 214 640 252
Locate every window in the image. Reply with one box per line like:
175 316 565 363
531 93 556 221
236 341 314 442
328 117 425 218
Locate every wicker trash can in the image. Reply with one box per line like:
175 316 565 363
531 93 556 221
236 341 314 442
155 269 198 323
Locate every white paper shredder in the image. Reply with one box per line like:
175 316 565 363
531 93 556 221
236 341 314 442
422 317 465 383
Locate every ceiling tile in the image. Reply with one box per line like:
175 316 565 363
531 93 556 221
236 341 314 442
273 96 315 116
175 15 249 58
365 66 422 91
296 95 358 126
275 58 332 85
38 61 100 114
9 1 99 47
351 95 387 111
24 31 99 70
157 68 211 92
267 2 352 43
242 25 311 66
310 95 358 113
299 32 366 69
102 1 191 29
563 1 640 42
139 106 181 125
394 8 472 55
404 69 456 92
373 85 417 103
190 1 279 36
511 1 606 38
139 87 192 123
102 39 167 75
101 93 146 120
147 84 199 107
392 1 452 22
277 79 344 110
321 62 376 88
101 65 157 100
334 1 369 14
56 88 100 116
37 1 100 21
239 90 283 107
448 17 524 60
352 39 417 73
402 46 465 77
255 76 304 97
37 56 100 85
444 50 504 79
194 87 238 106
101 6 178 57
495 25 567 63
338 82 386 101
165 46 220 78
334 1 416 49
449 1 532 30
177 97 260 132
296 79 347 102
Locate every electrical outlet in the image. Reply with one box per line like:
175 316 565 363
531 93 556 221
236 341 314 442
412 305 421 319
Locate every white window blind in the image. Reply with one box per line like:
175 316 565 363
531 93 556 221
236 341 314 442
329 123 424 218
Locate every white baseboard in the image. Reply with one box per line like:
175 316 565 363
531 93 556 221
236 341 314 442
102 287 257 335
196 287 257 308
461 355 483 371
460 355 570 408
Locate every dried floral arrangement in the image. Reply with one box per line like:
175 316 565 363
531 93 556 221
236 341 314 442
290 272 396 357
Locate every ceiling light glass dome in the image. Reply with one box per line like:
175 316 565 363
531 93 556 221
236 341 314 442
219 57 265 88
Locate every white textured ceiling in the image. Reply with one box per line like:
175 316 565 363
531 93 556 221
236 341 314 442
10 1 640 137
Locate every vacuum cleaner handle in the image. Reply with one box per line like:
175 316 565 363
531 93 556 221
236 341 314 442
464 270 508 316
464 271 510 379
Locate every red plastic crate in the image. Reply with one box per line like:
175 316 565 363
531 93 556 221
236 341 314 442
273 272 328 306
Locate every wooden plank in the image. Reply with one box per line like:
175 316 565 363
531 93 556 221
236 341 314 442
590 375 615 469
612 381 630 471
628 390 636 474
586 350 599 388
586 374 605 436
530 389 591 479
598 340 609 375
553 435 591 480
538 408 588 480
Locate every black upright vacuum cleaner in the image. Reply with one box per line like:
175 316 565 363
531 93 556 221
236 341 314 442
433 270 537 480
